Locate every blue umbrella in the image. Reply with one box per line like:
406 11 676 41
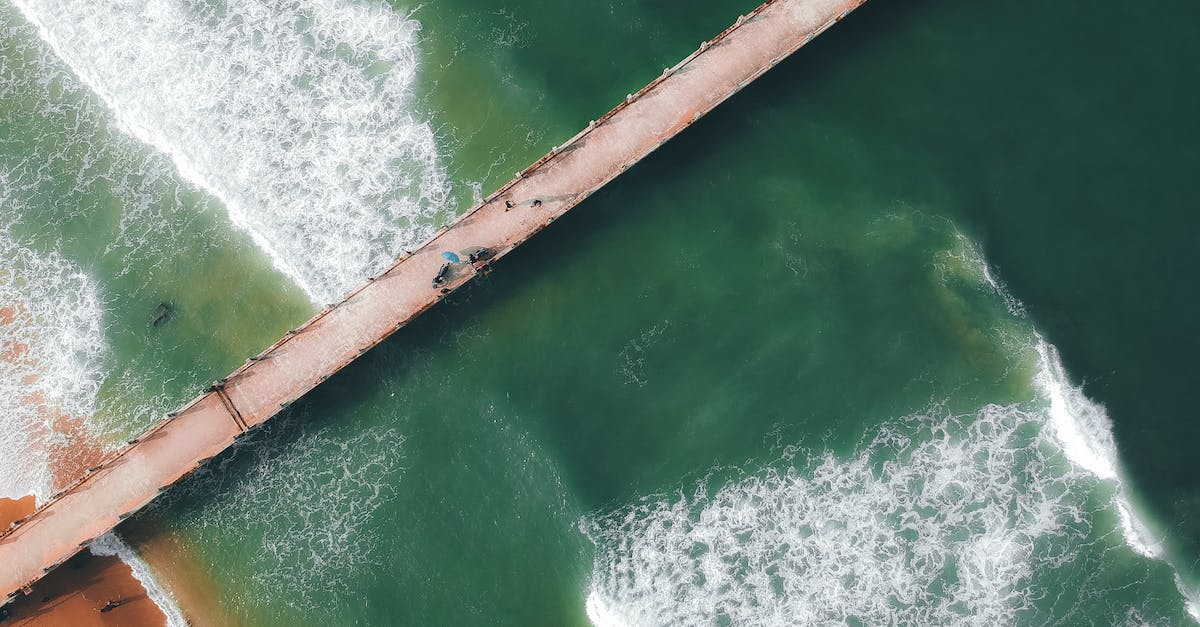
441 251 461 263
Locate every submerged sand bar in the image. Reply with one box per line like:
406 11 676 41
0 0 866 602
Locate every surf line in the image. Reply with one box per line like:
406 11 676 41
971 233 1200 622
7 0 444 305
0 0 869 604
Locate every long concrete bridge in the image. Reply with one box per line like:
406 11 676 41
0 0 866 603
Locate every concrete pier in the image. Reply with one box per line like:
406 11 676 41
0 0 866 603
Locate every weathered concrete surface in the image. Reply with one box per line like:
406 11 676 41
1 0 866 602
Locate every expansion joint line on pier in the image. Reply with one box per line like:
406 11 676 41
213 385 249 433
0 0 867 605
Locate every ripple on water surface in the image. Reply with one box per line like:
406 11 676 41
177 421 406 614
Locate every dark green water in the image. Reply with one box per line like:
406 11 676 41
1 0 1198 624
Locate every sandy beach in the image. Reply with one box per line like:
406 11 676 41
1 488 174 626
2 301 173 626
1 548 165 627
0 496 35 531
124 528 231 627
0 503 222 627
0 435 176 627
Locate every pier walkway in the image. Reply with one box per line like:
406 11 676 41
0 0 865 602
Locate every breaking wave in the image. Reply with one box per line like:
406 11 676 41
584 235 1200 624
1034 339 1197 622
0 232 106 501
967 235 1197 618
10 0 450 303
952 230 1180 562
583 404 1100 625
91 533 188 627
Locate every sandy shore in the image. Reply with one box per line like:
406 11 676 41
3 300 175 625
1 489 176 626
1 548 165 626
0 505 224 627
4 307 220 626
0 441 180 627
124 526 233 627
0 496 35 531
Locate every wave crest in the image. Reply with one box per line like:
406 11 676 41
11 0 450 303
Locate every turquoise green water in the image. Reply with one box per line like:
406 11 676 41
2 0 1198 624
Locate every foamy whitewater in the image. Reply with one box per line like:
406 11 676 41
1034 339 1198 622
11 0 450 303
583 240 1200 625
0 231 105 501
181 422 405 612
91 533 188 627
0 229 188 622
584 404 1102 625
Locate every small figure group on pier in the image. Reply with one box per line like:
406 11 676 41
504 197 543 211
433 246 497 290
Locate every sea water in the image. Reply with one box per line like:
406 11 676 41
0 229 105 501
9 0 451 304
2 0 1198 624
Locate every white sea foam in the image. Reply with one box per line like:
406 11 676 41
585 234 1200 624
1 7 243 433
954 230 1180 565
185 423 405 612
1177 574 1200 623
10 0 450 303
1030 338 1200 618
617 320 671 387
90 532 188 627
1033 340 1119 482
0 232 106 501
583 406 1095 626
945 230 1026 318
